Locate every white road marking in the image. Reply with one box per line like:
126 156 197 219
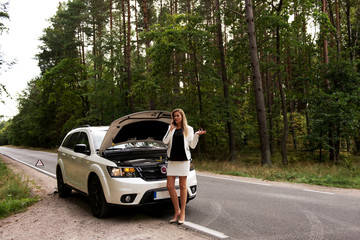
303 189 334 195
184 221 229 239
197 173 272 186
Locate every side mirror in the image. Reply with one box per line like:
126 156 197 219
74 144 90 155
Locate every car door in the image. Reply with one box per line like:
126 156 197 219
61 132 80 184
71 132 91 192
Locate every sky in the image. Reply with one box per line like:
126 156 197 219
0 0 61 120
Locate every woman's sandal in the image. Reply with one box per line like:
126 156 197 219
178 215 185 225
169 210 181 223
177 220 185 225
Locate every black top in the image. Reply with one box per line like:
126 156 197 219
169 128 188 161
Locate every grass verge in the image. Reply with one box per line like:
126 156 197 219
194 150 360 189
0 156 39 219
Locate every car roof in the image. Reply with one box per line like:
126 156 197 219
69 126 108 133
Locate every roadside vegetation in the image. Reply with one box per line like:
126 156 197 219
195 147 360 189
1 0 360 168
0 156 39 219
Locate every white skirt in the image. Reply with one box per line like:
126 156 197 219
167 161 190 177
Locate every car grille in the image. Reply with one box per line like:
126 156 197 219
135 164 167 181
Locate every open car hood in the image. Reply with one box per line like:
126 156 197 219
99 111 171 154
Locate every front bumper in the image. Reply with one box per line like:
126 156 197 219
139 184 197 205
103 170 197 206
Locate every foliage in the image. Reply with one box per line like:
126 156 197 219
0 157 38 219
0 1 10 102
1 0 360 166
0 1 9 35
0 119 10 145
305 60 360 158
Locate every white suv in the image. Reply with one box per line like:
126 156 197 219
56 111 197 218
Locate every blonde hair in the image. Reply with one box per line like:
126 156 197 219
171 108 189 137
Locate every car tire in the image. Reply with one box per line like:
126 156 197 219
88 175 110 218
56 167 72 198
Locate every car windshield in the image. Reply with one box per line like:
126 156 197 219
109 142 166 150
92 130 107 150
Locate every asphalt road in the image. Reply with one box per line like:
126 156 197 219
1 146 360 240
0 146 57 177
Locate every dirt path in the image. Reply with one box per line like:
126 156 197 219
0 155 212 240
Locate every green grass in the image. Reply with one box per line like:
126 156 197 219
194 148 360 189
0 157 39 219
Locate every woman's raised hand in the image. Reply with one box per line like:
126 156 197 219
195 128 207 135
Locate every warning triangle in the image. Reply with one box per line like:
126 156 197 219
36 159 44 166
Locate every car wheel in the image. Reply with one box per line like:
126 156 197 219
56 167 72 198
88 175 110 218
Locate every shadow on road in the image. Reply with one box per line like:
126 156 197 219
57 191 175 222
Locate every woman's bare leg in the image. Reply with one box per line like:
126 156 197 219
178 176 187 222
167 176 180 221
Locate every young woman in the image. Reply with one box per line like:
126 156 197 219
162 108 206 224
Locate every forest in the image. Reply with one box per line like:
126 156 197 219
0 0 360 167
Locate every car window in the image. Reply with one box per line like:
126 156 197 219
61 134 72 148
67 132 80 150
77 132 90 151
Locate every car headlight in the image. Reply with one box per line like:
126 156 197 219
107 166 137 177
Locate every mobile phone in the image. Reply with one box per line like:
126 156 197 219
172 120 176 125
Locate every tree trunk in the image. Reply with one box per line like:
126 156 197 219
215 0 236 161
265 52 274 155
278 70 289 165
244 0 272 166
141 0 154 109
127 0 134 112
77 27 82 64
355 136 360 155
274 0 288 165
121 0 128 109
92 16 98 111
92 18 97 79
121 0 126 67
335 0 341 57
142 0 150 69
322 0 336 162
78 25 86 65
172 1 180 105
287 48 297 150
110 0 115 120
345 0 354 61
134 0 140 61
170 0 173 14
322 0 330 69
110 0 114 81
193 42 206 155
302 7 311 138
